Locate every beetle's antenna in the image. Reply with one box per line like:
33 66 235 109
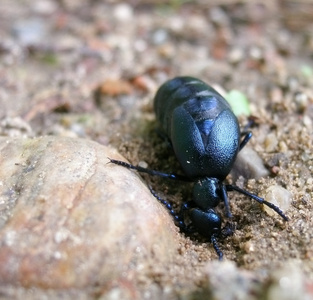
148 185 187 230
108 158 192 181
226 185 289 221
211 234 223 261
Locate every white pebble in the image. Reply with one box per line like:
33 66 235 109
113 4 133 22
263 185 292 217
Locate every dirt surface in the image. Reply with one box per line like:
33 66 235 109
0 0 313 299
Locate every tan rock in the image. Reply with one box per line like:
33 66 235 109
0 136 178 290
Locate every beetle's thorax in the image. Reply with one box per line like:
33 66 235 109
193 177 222 210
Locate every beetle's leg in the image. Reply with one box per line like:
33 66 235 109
241 116 257 133
221 222 236 237
240 115 258 150
211 234 223 260
225 185 289 221
177 201 198 233
239 131 252 151
220 184 232 218
108 158 191 181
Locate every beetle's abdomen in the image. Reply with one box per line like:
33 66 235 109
154 76 240 179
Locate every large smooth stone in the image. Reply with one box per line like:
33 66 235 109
0 136 178 290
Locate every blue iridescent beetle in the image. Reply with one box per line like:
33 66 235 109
110 76 288 260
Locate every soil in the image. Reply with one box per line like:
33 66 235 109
0 1 312 299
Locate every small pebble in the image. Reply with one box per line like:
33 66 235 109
243 241 255 253
209 7 230 26
294 92 308 113
265 261 310 300
264 133 278 152
302 115 312 128
249 46 263 61
287 76 299 92
262 185 292 217
203 261 257 300
228 47 244 64
0 117 33 137
113 3 133 22
232 147 269 180
152 29 169 45
12 18 48 46
32 0 58 15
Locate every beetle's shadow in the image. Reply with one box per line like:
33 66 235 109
139 121 193 214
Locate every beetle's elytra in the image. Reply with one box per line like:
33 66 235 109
154 76 240 180
109 76 288 260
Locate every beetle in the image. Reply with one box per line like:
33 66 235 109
109 76 288 260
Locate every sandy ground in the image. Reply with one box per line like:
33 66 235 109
0 1 312 299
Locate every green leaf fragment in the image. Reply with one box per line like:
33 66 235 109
225 90 251 116
300 65 313 78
